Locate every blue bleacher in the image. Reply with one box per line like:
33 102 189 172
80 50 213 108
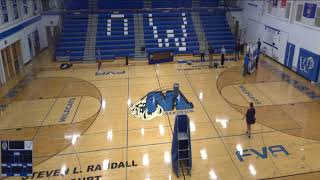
55 13 88 61
200 10 236 53
64 0 88 10
56 0 236 61
199 0 220 8
143 11 199 55
96 13 135 59
151 0 192 9
97 0 143 10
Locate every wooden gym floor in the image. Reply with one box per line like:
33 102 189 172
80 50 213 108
0 49 320 180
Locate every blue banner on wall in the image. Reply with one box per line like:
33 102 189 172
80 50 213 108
303 3 317 18
297 48 320 82
284 42 295 69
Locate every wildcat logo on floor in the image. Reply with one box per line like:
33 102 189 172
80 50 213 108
130 85 194 120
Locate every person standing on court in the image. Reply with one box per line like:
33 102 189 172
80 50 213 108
221 45 226 67
200 43 205 62
240 36 244 55
245 102 256 138
256 38 261 69
235 39 240 61
208 46 214 68
243 53 249 76
96 49 102 73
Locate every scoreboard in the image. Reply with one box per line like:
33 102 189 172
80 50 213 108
1 141 33 177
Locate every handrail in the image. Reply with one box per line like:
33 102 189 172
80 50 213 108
54 13 65 61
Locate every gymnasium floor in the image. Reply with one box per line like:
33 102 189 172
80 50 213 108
1 49 320 180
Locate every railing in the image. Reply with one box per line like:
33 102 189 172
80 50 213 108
60 6 228 14
54 13 64 61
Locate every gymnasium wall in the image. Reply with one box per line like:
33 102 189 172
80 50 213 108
234 0 320 83
0 0 49 85
0 16 48 64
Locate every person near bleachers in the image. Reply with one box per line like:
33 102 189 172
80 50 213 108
235 39 241 61
220 45 226 67
240 37 244 55
97 59 102 73
243 53 249 76
256 50 260 70
246 42 250 54
200 43 205 62
256 38 261 69
96 49 102 73
257 38 261 52
208 46 214 68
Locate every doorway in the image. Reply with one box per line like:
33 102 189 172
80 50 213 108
0 41 23 81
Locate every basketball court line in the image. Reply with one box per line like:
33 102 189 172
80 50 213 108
260 170 320 180
71 97 83 123
154 65 175 133
253 82 277 105
227 83 305 130
155 65 190 179
2 52 320 179
30 126 302 160
31 98 58 141
231 84 254 104
184 71 246 180
126 66 130 180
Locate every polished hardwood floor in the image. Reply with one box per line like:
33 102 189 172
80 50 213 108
0 50 320 180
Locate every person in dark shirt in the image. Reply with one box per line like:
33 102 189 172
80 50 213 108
200 43 205 62
235 39 240 61
245 102 256 138
208 46 214 68
240 37 244 55
257 38 261 51
221 45 226 67
256 38 261 69
256 50 260 69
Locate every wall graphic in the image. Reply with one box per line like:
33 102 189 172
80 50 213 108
297 48 320 82
303 3 317 18
284 42 295 69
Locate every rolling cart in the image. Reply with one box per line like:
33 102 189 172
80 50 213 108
171 114 192 177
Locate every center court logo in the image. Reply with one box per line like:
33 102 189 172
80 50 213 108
130 88 194 120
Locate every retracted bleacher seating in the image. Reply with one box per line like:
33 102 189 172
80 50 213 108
97 0 144 10
55 13 88 61
143 11 199 55
200 10 236 53
64 0 88 10
56 0 236 62
151 0 192 9
96 13 135 59
198 0 220 7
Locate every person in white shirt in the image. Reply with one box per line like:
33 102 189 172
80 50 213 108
246 42 250 54
221 45 226 66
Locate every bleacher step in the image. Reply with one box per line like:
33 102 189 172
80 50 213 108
84 14 98 61
191 11 209 54
134 13 146 60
